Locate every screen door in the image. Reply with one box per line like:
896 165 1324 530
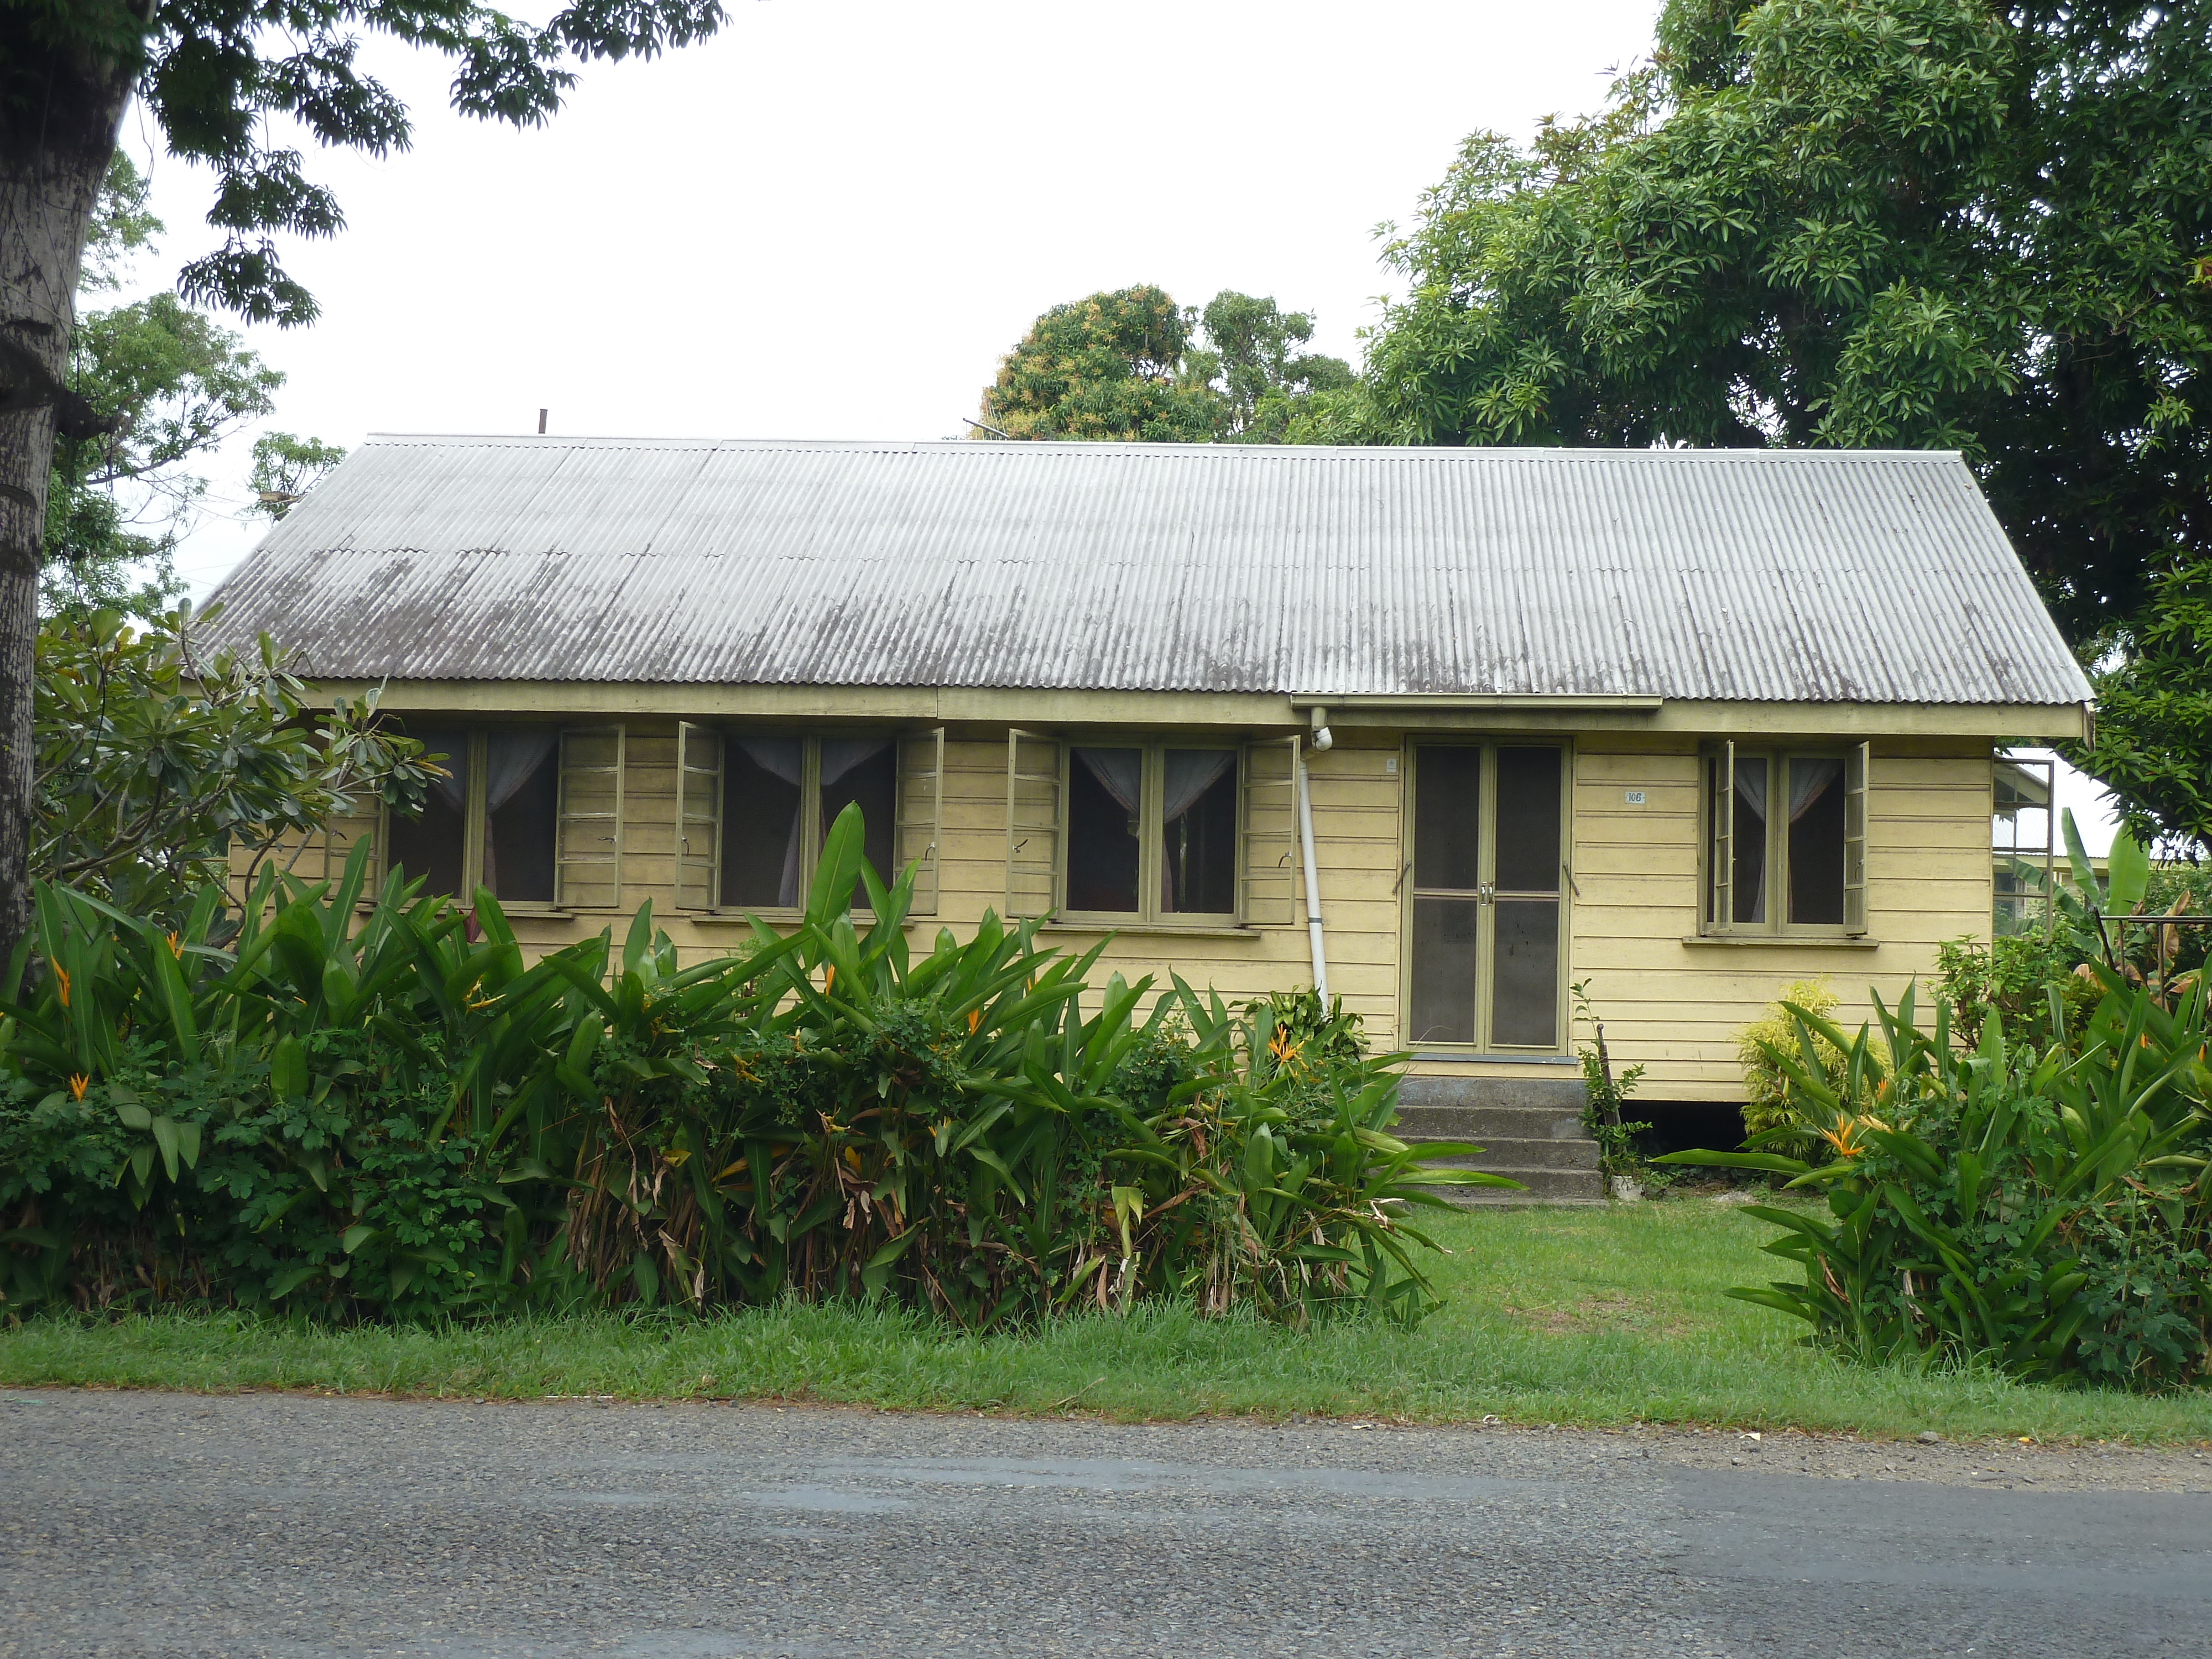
1406 744 1565 1050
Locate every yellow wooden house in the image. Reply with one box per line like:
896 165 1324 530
207 436 2092 1117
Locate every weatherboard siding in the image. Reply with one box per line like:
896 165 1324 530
1563 742 1993 1101
257 725 1994 1105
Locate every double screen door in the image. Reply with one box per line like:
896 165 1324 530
1405 744 1568 1051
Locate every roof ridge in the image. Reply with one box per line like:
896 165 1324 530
357 433 1966 462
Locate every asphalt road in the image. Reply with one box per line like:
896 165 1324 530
4 1391 2210 1658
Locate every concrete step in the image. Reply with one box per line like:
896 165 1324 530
1425 1164 1609 1206
1397 1075 1587 1112
1394 1103 1589 1144
1427 1187 1610 1209
1395 1072 1606 1204
1416 1136 1599 1171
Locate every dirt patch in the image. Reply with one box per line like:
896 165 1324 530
1500 1293 1697 1339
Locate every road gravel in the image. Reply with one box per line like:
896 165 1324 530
3 1390 2209 1657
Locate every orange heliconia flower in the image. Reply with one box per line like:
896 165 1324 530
1818 1112 1891 1159
55 967 70 1007
67 1074 90 1102
967 1007 982 1034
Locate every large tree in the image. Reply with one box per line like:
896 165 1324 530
45 155 289 617
1357 0 2212 650
0 0 731 968
979 285 1353 443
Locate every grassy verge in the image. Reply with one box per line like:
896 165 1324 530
3 1202 2207 1443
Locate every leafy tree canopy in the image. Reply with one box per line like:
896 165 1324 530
980 286 1354 444
42 156 347 619
249 433 348 521
2062 551 2212 852
35 604 437 928
45 157 285 617
3 0 731 330
2 0 731 976
1186 291 1360 442
1354 0 2212 646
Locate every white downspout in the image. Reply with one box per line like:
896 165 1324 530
1297 730 1330 1001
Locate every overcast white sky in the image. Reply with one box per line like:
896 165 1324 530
111 0 2119 848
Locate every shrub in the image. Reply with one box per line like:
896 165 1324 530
1664 977 2212 1389
1735 979 1846 1161
0 807 1515 1328
1570 980 1649 1183
1935 932 2100 1053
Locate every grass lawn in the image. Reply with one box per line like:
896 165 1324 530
3 1201 2207 1444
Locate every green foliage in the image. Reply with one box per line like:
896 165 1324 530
248 432 347 521
2070 554 2212 851
1735 979 1848 1161
34 604 436 927
981 286 1218 442
979 286 1353 444
1569 980 1650 1181
43 155 288 618
1183 291 1359 443
0 808 1512 1328
1358 0 2212 645
1936 934 2100 1054
5 3 731 331
1663 977 2212 1389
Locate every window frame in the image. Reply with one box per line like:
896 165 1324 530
1700 740 1869 938
1056 736 1248 928
679 726 933 921
375 722 596 913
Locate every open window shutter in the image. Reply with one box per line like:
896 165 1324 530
896 727 945 916
675 723 722 912
1708 740 1734 934
1004 728 1061 920
1843 739 1870 936
556 725 625 910
1239 735 1299 926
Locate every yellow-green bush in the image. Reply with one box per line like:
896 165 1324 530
1736 979 1846 1157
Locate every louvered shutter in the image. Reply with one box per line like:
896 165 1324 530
675 723 722 911
556 725 625 910
1004 729 1062 920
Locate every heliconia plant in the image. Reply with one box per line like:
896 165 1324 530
1662 974 2211 1389
0 804 1516 1327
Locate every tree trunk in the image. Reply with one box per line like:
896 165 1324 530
0 42 138 975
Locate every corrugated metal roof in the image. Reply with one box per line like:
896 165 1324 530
204 436 2092 705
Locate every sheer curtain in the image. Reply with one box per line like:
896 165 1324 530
1076 748 1141 815
1159 750 1234 910
1789 759 1842 821
418 730 469 818
735 736 805 906
480 729 557 896
1734 758 1768 923
820 737 893 792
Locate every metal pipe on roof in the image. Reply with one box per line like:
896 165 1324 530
1297 739 1328 1003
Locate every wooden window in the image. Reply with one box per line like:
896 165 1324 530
378 724 591 909
1004 734 1292 927
1703 740 1869 937
675 728 941 917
